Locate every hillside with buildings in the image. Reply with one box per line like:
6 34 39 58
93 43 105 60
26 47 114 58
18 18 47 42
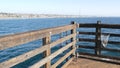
0 12 81 19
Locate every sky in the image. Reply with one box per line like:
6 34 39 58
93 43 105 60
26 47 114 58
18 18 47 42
0 0 120 17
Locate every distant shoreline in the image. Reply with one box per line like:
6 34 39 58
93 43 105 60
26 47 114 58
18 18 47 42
0 16 83 20
0 12 120 20
0 12 82 20
0 17 80 20
0 17 120 20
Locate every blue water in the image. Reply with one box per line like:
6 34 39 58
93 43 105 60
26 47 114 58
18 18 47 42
0 17 120 67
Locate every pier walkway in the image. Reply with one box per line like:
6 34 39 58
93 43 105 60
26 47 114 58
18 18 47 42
67 57 120 68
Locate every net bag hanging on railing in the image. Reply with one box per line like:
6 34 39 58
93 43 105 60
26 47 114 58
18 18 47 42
101 34 110 47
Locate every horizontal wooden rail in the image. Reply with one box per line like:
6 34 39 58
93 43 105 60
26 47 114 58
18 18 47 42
101 48 120 52
79 52 120 60
79 23 120 29
78 53 120 65
50 33 76 48
79 32 120 37
79 32 95 35
0 45 49 68
99 24 120 29
104 33 120 37
108 41 120 45
79 23 97 28
61 57 74 68
29 41 76 68
79 38 96 42
78 45 95 49
0 24 75 50
78 38 120 45
78 45 120 52
51 48 76 68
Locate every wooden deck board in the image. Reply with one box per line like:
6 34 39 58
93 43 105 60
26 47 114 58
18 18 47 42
66 58 120 68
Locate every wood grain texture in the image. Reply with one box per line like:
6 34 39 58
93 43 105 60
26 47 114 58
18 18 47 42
0 45 49 68
0 24 75 50
29 41 76 68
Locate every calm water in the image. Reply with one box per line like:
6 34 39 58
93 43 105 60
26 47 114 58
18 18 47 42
0 17 120 68
0 17 120 36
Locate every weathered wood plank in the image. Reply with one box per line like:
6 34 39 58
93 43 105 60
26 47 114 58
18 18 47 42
95 21 101 55
78 45 95 49
78 52 120 62
79 23 97 28
50 33 76 48
79 32 95 35
102 33 120 37
79 23 120 29
101 48 120 52
79 32 120 37
29 41 76 68
51 48 76 68
0 33 75 68
79 38 96 42
70 22 77 58
108 41 120 45
61 57 74 68
42 35 51 68
0 45 49 68
0 24 75 50
99 24 120 29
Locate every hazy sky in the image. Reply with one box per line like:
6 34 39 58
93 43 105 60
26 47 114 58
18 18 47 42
0 0 120 16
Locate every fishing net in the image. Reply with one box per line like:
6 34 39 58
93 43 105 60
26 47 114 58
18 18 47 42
101 34 110 47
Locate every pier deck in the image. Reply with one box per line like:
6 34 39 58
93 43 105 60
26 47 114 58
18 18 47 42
66 58 120 68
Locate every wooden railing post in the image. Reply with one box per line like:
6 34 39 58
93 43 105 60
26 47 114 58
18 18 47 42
42 32 51 68
71 21 77 56
95 21 101 55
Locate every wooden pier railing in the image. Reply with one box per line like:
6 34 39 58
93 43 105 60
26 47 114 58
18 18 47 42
0 21 120 68
0 22 78 68
78 21 120 64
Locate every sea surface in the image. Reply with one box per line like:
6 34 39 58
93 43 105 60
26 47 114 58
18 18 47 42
0 17 120 68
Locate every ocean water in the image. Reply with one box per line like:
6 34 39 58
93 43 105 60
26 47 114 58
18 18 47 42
0 17 120 68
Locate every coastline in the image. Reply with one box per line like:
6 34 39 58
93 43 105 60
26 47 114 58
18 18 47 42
0 16 119 20
1 13 120 20
0 17 81 20
0 13 81 20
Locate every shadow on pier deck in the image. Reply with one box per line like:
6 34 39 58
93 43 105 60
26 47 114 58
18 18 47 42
67 57 120 68
69 21 120 68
